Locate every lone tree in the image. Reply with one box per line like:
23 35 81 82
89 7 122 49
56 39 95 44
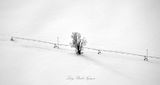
71 32 87 55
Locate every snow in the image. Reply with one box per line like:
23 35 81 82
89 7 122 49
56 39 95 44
1 0 160 85
0 37 160 85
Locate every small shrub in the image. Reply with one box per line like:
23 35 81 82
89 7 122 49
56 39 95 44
71 32 87 55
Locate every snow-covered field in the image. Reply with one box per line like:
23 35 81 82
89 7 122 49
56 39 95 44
0 36 160 85
1 0 160 85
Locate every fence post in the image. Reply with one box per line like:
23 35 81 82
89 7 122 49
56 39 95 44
10 37 14 41
144 49 148 61
98 50 101 54
57 37 59 48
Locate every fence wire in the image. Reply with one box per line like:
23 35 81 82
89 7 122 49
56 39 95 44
11 36 160 60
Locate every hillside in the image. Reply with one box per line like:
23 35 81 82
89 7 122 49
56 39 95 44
0 37 160 85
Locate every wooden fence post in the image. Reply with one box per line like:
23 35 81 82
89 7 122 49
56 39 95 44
10 37 14 41
98 50 101 54
144 49 148 61
57 37 59 48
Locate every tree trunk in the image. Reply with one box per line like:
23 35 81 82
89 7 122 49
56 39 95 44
76 44 81 55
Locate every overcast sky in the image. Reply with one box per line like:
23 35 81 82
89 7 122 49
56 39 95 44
0 0 160 56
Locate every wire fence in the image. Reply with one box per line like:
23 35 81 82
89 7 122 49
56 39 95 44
84 47 160 59
11 36 70 47
11 36 160 60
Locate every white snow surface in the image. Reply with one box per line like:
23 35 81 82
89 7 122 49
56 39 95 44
0 0 160 84
0 37 160 85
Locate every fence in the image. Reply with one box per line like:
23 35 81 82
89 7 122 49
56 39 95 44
10 36 160 60
84 47 160 60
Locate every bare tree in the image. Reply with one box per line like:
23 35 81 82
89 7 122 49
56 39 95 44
71 32 87 55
